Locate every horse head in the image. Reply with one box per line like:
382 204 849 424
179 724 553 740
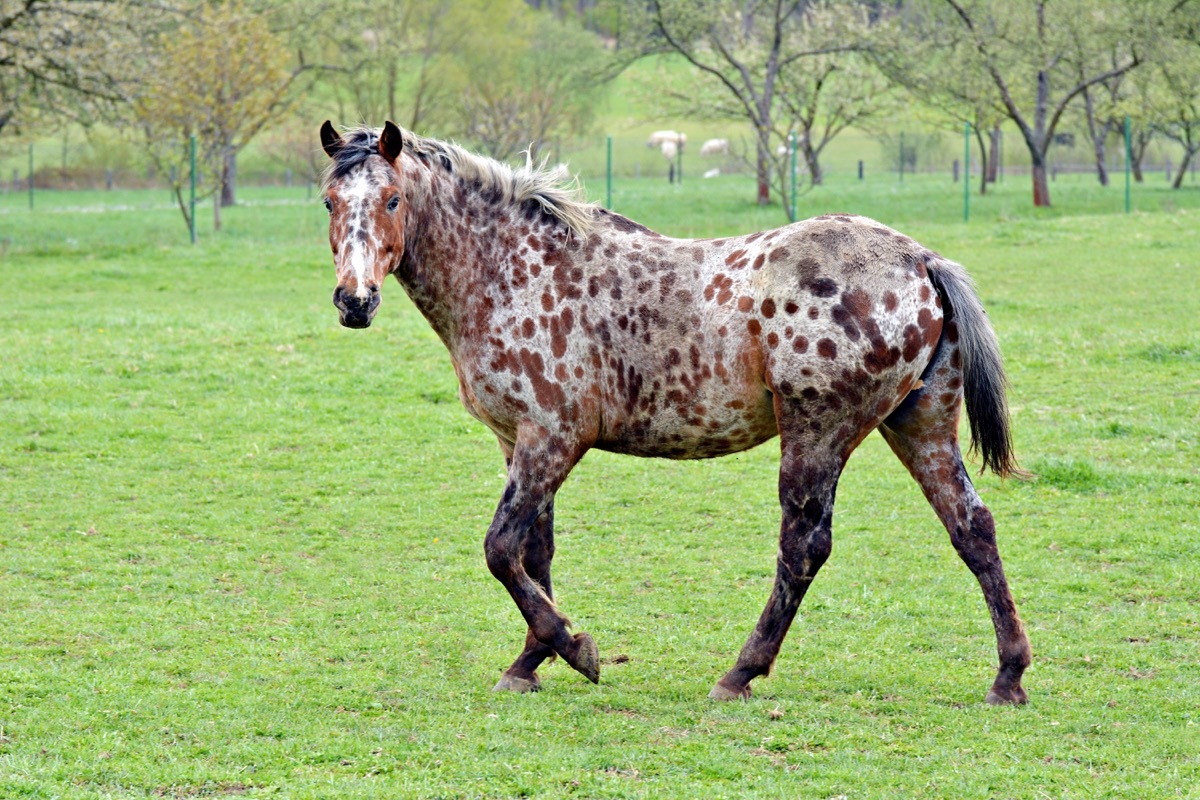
319 120 408 328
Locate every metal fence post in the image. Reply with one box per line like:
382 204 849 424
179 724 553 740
789 132 797 223
606 135 612 209
1124 115 1131 214
963 123 970 223
189 135 197 244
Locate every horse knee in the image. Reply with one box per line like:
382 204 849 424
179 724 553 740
484 529 518 582
802 527 833 574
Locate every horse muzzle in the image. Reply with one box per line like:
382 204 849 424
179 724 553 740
333 284 381 329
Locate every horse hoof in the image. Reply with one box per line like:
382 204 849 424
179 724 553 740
708 680 752 701
985 685 1028 706
568 632 600 684
492 671 541 693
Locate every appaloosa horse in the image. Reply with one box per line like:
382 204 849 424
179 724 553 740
317 120 1032 704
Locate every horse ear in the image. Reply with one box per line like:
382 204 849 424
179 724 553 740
379 120 405 163
320 120 343 159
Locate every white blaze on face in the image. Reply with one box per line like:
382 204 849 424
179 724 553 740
337 168 384 300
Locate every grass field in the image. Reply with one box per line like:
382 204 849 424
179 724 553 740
1 170 1199 798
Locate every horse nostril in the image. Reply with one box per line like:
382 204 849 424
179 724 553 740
332 286 345 307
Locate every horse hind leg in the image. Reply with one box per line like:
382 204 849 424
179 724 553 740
711 401 844 700
879 375 1031 705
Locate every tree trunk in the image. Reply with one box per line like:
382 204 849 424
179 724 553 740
755 138 771 205
1031 157 1051 207
220 149 236 207
387 61 398 123
172 185 193 234
975 125 989 196
1173 148 1197 189
213 187 222 232
802 140 822 186
1131 128 1151 183
1083 88 1110 187
1094 139 1110 187
987 124 1000 183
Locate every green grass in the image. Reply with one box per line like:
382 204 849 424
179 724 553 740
1 172 1199 798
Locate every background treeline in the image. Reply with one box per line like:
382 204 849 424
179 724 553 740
1 0 1197 218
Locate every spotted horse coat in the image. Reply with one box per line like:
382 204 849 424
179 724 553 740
318 120 1032 705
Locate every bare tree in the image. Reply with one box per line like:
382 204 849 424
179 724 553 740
637 0 861 207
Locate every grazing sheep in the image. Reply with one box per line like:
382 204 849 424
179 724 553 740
700 138 729 156
648 130 687 149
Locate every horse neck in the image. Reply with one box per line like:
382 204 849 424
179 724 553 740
396 160 578 354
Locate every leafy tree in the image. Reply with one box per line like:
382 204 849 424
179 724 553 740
1074 53 1130 186
319 0 475 133
453 4 611 161
317 0 610 162
775 1 896 187
129 0 299 231
0 0 146 138
929 0 1151 206
1144 33 1200 188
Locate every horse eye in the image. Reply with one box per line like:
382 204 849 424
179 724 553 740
386 196 400 213
323 198 332 213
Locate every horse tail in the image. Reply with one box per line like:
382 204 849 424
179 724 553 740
924 258 1027 479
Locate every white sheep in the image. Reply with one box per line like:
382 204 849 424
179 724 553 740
648 130 687 149
700 138 729 156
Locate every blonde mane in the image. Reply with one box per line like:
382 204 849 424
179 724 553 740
325 126 598 238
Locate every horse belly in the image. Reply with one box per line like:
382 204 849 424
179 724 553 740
596 378 778 459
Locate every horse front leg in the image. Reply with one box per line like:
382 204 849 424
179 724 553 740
492 498 557 692
484 426 597 689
